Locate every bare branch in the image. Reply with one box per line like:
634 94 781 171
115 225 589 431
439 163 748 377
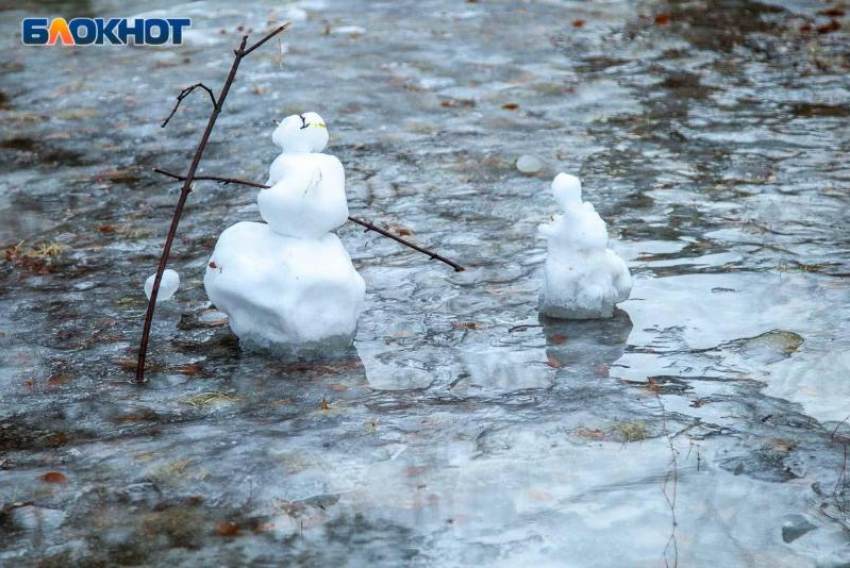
241 23 292 57
137 24 290 384
161 83 217 128
153 167 268 189
151 167 466 272
348 216 465 272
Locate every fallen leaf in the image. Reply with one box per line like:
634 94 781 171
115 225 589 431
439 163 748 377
171 364 202 376
41 471 67 483
181 392 240 408
114 359 137 370
817 19 841 34
93 168 141 183
440 98 476 108
547 355 564 368
452 321 477 330
576 428 605 440
501 102 520 110
654 13 671 25
215 521 239 537
572 19 585 28
320 397 330 410
768 439 795 452
49 432 68 447
388 225 414 236
47 374 71 386
550 334 567 345
58 108 99 120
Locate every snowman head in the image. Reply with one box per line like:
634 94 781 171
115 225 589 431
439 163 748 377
551 173 582 210
271 112 329 154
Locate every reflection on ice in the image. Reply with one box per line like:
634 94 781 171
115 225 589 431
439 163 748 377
541 309 633 374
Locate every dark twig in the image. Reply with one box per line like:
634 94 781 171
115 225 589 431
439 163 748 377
151 168 466 272
348 216 465 272
161 83 217 128
154 168 268 189
508 324 542 333
241 24 290 57
137 24 291 384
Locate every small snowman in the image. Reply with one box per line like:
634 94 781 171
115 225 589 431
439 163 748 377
538 173 631 319
204 112 365 353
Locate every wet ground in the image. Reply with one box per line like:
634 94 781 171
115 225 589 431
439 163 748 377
1 0 850 565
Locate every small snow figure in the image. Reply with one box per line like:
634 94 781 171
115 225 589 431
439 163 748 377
539 173 631 319
204 113 365 353
144 269 180 303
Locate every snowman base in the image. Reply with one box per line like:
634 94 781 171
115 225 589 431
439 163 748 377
538 301 617 320
204 222 366 354
236 332 359 360
538 246 631 320
538 266 625 320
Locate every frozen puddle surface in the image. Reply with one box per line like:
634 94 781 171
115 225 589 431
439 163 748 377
1 0 849 565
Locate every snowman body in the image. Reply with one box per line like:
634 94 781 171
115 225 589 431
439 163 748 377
539 173 631 319
260 153 348 238
205 113 365 352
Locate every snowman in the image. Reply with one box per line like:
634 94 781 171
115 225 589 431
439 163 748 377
204 112 365 353
538 173 632 319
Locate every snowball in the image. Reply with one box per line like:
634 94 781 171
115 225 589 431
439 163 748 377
260 153 348 238
204 222 365 350
144 268 180 303
334 25 366 35
271 112 328 154
516 154 543 174
539 174 631 319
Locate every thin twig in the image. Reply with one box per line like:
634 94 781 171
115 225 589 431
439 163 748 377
656 391 679 568
831 414 850 514
241 23 291 57
161 83 217 128
137 24 291 384
348 216 465 272
151 168 466 272
507 324 542 333
154 168 268 189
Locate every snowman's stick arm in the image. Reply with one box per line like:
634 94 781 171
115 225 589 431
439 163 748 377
347 217 465 272
152 168 466 272
137 24 291 384
154 168 268 189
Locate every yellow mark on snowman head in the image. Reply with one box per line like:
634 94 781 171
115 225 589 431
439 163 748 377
299 114 327 130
